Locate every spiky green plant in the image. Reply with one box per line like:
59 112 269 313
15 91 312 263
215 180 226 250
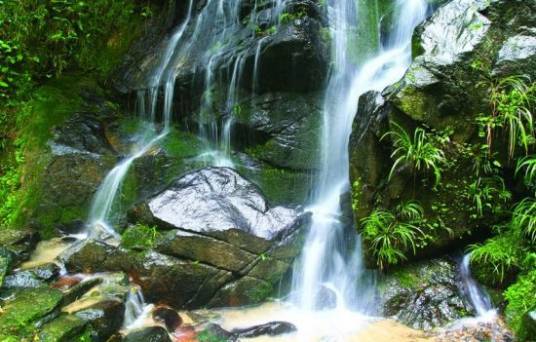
511 198 536 243
382 122 445 186
361 201 424 270
516 154 536 189
480 75 535 159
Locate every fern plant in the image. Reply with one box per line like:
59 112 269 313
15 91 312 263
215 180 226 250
511 198 536 243
382 122 445 186
361 201 425 270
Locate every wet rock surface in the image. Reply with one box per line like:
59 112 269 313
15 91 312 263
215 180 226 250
123 326 171 342
66 205 307 308
349 0 536 262
379 259 474 330
139 167 301 240
232 321 297 338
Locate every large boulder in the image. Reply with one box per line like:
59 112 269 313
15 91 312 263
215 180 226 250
68 168 309 308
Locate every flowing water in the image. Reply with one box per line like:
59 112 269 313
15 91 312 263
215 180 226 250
83 0 444 338
291 0 429 313
460 254 496 318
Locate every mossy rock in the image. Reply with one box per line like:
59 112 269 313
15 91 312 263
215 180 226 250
38 314 87 342
0 287 63 339
0 247 13 288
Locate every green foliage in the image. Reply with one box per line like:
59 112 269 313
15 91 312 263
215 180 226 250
466 175 511 219
121 224 159 250
516 154 536 190
504 270 536 339
382 122 445 186
511 198 536 243
361 201 425 270
0 0 151 99
477 75 535 159
469 234 523 286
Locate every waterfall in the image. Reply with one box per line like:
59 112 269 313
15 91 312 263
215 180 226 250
460 254 496 318
123 286 154 331
85 1 196 238
291 0 428 312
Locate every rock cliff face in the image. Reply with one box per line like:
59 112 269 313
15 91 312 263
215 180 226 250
350 0 536 262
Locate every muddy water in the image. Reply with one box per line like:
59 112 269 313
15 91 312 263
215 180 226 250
20 238 71 269
214 302 434 342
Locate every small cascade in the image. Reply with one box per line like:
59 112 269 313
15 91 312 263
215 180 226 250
136 0 289 167
460 254 496 318
84 1 195 238
292 0 428 313
123 286 154 331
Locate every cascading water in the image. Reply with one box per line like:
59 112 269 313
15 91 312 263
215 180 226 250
460 254 496 318
85 0 196 238
292 0 429 313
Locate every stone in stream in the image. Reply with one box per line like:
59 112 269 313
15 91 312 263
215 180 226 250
152 306 182 332
123 326 171 342
232 321 297 338
379 259 474 330
3 262 61 289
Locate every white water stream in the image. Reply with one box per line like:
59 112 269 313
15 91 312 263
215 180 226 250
291 0 429 313
460 254 497 319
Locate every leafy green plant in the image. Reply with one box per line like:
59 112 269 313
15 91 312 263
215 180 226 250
469 234 522 286
361 201 425 270
382 122 445 186
511 198 536 243
478 75 535 159
466 176 511 218
516 154 536 189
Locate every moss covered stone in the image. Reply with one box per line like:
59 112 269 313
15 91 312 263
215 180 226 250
38 314 87 342
0 287 63 339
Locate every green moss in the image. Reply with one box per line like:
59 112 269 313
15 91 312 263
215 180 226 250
0 287 63 339
504 270 536 339
38 314 87 342
239 164 310 206
121 224 160 251
247 280 275 303
0 76 99 232
197 331 228 342
162 129 204 159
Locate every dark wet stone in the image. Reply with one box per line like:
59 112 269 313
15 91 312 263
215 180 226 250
74 300 126 341
0 229 40 264
0 247 13 288
152 306 182 332
62 278 102 305
379 259 473 330
232 321 297 338
123 326 171 342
